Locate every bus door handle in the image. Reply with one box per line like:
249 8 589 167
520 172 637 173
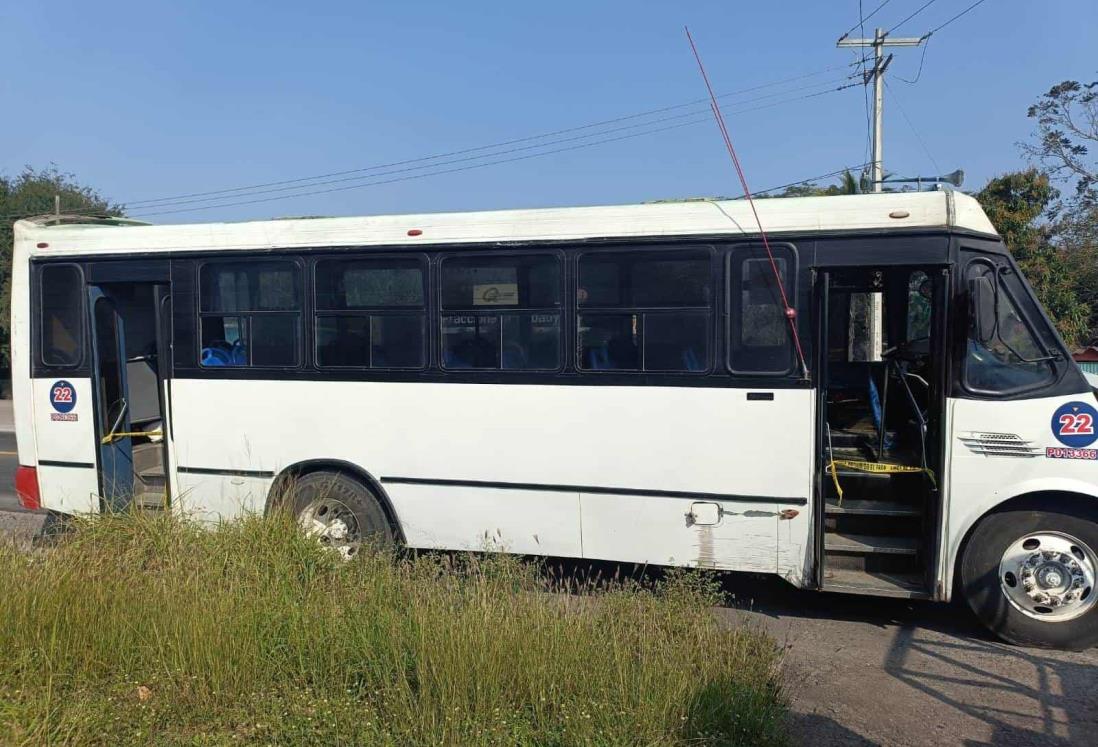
687 502 721 526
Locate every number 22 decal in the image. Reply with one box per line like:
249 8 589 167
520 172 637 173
1052 401 1098 448
1059 412 1094 435
49 379 77 414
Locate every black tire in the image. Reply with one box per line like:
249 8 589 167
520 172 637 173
960 504 1098 650
289 471 395 554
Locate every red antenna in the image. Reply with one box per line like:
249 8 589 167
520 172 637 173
684 26 809 378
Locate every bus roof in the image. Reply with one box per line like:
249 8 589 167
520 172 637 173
15 190 997 257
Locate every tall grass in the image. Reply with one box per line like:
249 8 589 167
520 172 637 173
0 514 787 745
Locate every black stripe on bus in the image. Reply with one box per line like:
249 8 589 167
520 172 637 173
177 466 276 478
38 459 95 469
379 476 806 505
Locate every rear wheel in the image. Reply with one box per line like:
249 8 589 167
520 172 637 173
289 471 394 558
960 505 1098 650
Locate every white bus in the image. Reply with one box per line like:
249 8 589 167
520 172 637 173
11 190 1098 649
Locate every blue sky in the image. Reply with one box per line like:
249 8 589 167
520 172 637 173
2 1 1095 223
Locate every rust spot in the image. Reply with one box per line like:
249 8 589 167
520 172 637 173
779 509 800 520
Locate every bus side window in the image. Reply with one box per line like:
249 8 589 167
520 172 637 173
315 257 426 369
964 260 1055 393
728 246 795 375
906 270 932 342
199 260 301 368
40 264 84 367
576 248 712 373
439 254 562 371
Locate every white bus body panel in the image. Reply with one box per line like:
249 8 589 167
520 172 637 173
30 377 100 514
942 393 1098 600
169 380 813 580
16 192 995 260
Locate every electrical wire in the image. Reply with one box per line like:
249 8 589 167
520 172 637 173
3 160 872 222
837 0 894 41
124 61 866 209
884 79 941 174
127 77 859 212
1 79 862 222
886 0 940 35
896 35 931 83
751 164 873 196
894 1 991 83
129 81 861 218
856 1 873 181
925 0 990 36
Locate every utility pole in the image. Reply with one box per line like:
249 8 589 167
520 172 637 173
837 26 926 364
838 28 925 192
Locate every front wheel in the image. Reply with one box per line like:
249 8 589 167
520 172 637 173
960 505 1098 650
290 471 394 558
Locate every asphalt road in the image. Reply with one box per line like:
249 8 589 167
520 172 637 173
716 574 1097 746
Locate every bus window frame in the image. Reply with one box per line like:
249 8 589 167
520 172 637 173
311 251 430 371
196 257 306 371
34 261 88 371
725 242 798 378
574 244 717 376
437 248 567 374
960 255 1061 398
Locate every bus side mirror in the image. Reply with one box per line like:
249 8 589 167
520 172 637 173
969 276 997 344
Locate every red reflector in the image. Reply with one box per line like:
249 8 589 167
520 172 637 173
407 229 423 237
15 466 41 511
36 242 48 249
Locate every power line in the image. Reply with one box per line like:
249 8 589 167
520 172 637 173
886 0 940 35
856 1 874 175
896 35 931 83
5 162 872 223
124 61 865 209
837 0 894 42
894 1 992 83
924 0 990 36
2 80 861 222
751 164 873 196
885 79 941 174
128 77 859 212
131 83 861 218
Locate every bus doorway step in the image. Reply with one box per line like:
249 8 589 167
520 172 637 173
821 567 930 599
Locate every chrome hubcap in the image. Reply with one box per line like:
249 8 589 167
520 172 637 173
298 499 361 559
999 531 1096 622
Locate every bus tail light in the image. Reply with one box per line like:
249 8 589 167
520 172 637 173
15 466 41 511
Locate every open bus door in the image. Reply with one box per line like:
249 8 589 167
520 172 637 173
84 266 172 513
815 265 947 598
88 286 133 511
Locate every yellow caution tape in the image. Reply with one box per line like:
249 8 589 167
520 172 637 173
830 459 925 474
101 430 162 445
829 457 844 504
827 458 937 501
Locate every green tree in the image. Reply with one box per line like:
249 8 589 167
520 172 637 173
1019 80 1098 346
0 167 121 367
1022 79 1097 210
976 169 1090 347
777 169 861 197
